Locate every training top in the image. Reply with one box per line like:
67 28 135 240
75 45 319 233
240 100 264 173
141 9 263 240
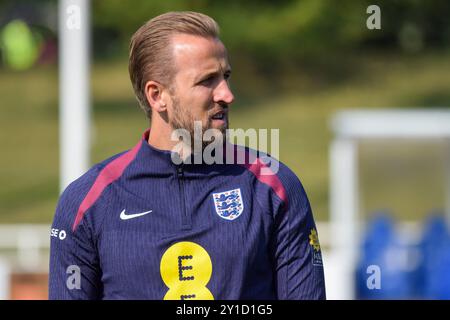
49 129 326 300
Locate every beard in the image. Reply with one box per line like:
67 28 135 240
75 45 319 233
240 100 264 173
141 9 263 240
169 95 228 153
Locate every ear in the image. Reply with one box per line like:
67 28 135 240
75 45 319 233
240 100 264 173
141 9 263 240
144 80 167 112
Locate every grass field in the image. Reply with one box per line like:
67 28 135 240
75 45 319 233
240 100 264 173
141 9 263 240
1 52 450 223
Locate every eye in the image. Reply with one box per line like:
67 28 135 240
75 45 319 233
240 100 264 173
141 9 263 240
198 75 214 86
224 72 231 81
201 76 214 83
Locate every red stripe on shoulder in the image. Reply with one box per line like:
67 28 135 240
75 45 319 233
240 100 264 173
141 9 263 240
233 145 288 210
72 139 143 231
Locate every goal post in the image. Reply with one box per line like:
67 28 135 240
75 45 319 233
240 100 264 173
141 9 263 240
58 0 91 191
328 109 450 299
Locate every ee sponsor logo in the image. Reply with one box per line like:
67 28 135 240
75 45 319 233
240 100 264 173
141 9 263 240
160 241 214 300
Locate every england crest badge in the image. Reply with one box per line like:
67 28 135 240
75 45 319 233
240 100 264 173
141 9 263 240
212 188 244 221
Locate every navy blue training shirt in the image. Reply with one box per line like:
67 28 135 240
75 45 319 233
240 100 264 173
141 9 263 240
49 130 326 300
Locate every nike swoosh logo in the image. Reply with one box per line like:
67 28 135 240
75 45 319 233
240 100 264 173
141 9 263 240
120 209 152 220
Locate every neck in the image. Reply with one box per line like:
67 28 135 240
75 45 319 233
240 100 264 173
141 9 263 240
147 120 193 160
147 122 176 151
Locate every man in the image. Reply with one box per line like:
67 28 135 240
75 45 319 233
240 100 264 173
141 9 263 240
49 11 326 300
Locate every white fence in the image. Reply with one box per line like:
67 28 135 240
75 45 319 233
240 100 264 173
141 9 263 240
0 221 336 299
0 221 425 299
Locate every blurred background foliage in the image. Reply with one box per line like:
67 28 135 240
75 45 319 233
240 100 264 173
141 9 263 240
91 0 450 57
1 0 450 223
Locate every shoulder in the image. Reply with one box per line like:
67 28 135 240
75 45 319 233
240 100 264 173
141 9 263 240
59 151 127 204
230 144 309 211
54 151 129 232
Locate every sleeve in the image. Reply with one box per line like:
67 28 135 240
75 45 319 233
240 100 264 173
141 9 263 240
48 175 103 300
271 166 326 300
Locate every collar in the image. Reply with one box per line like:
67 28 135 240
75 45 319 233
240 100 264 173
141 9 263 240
134 129 234 177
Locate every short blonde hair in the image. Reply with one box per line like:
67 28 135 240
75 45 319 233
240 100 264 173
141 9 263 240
129 11 220 119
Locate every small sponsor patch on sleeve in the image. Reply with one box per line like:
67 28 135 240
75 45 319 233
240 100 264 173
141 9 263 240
309 228 323 266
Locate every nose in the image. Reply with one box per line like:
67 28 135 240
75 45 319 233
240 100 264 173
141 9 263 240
214 79 234 105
